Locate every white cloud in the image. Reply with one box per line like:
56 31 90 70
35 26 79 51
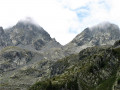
58 0 120 37
0 0 120 45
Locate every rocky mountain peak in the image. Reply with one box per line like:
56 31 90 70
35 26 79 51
65 22 120 53
89 22 120 40
5 20 52 47
3 19 62 51
76 22 120 45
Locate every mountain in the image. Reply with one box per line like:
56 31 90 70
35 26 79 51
65 22 120 53
5 20 61 51
0 21 120 90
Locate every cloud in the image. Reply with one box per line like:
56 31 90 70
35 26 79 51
58 0 120 37
0 0 120 45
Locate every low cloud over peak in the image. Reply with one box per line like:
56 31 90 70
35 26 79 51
17 17 40 26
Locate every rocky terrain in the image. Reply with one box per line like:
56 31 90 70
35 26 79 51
0 20 120 90
29 40 120 90
0 27 13 49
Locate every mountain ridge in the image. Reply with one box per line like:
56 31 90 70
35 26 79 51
0 21 120 90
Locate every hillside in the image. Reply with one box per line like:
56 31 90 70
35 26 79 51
29 40 120 90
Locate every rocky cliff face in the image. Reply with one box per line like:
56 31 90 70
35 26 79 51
0 27 13 49
5 20 61 51
0 46 33 73
65 22 120 53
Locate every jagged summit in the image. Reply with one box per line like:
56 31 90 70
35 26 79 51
0 18 61 51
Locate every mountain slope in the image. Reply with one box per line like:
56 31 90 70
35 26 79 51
29 40 120 90
0 46 52 90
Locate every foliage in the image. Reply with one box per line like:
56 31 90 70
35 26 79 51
95 74 116 90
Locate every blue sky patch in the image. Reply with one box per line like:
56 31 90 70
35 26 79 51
98 0 110 11
68 28 78 34
70 5 90 21
76 11 89 20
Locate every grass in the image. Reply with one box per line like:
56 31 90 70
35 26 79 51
95 74 116 90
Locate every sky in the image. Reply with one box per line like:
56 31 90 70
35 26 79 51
0 0 120 45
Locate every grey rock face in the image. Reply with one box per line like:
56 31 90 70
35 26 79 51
5 21 54 50
33 39 45 50
0 46 33 73
0 27 13 49
65 22 120 53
